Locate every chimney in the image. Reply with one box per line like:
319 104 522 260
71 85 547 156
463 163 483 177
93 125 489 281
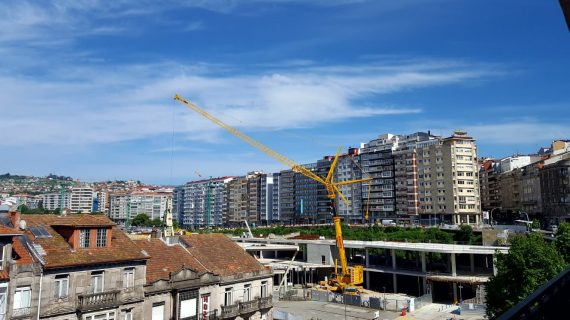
9 210 21 228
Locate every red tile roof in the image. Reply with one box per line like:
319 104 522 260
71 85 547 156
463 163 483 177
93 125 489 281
133 238 207 283
48 214 116 227
179 234 266 277
19 214 147 269
0 224 22 235
12 237 33 265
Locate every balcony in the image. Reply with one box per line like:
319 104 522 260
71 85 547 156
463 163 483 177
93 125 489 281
239 299 259 315
259 295 273 310
77 290 120 312
220 303 239 319
12 307 31 318
199 310 219 320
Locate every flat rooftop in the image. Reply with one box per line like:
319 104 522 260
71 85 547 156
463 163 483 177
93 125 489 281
234 237 509 255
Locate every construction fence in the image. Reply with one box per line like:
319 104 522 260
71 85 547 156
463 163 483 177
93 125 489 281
277 287 432 313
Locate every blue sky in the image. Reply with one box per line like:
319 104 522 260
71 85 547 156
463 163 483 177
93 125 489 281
1 0 569 184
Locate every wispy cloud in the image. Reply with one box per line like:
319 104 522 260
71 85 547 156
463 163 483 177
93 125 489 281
0 58 494 146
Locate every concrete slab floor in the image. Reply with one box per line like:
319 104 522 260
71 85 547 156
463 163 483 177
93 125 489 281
273 301 486 320
274 300 398 320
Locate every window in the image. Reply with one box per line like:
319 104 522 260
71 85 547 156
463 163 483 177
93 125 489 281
243 284 251 301
96 229 107 247
13 286 31 311
152 302 164 320
123 268 135 289
121 310 132 320
321 255 326 265
261 281 268 298
54 274 69 299
0 284 7 319
80 229 90 248
91 271 104 293
85 311 116 320
0 244 5 270
224 288 233 306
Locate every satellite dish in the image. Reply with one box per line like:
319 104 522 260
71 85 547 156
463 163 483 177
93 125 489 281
19 219 27 230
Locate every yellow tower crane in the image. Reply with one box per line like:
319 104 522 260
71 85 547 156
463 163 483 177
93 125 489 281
174 94 371 292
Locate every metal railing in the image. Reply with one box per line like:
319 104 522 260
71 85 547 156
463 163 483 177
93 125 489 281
497 266 570 319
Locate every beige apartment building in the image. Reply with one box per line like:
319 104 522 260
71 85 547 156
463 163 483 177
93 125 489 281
416 131 481 224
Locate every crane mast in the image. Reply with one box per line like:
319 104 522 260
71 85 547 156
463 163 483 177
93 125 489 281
174 94 370 291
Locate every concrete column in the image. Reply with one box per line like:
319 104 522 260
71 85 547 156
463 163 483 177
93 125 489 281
492 255 498 276
421 252 427 273
274 250 278 259
366 271 370 289
365 248 370 267
470 254 475 273
393 274 398 293
451 253 457 276
391 249 397 270
475 214 480 224
259 250 263 259
453 283 458 303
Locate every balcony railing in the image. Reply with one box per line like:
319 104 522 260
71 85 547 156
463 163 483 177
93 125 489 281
12 307 31 318
220 303 239 319
77 290 120 312
239 299 258 315
199 310 219 320
259 295 273 309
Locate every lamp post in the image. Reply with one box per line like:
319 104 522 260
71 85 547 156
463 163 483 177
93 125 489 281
489 207 500 227
520 211 531 231
458 283 463 304
382 286 386 309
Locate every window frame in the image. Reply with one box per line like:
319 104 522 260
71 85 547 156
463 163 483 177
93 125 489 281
91 271 104 294
13 286 32 310
80 229 91 248
224 287 233 306
54 274 69 299
243 284 251 302
123 268 135 289
96 229 107 247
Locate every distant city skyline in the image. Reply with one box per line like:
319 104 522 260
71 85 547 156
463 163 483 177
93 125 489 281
2 1 569 184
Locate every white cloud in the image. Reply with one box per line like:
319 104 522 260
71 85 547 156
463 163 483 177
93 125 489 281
0 58 494 146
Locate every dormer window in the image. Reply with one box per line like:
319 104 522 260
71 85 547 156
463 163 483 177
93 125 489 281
96 229 107 247
79 229 90 248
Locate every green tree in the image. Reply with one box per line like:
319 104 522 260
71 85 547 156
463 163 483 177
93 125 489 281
131 214 151 227
486 233 566 319
150 218 163 227
555 222 570 264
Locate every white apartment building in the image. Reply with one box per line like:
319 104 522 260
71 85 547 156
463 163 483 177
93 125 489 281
500 155 541 173
108 190 172 224
69 186 95 213
40 192 71 211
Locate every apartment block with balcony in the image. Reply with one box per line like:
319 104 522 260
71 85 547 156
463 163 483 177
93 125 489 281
69 186 95 213
328 148 364 224
541 153 570 225
0 211 148 320
225 172 264 226
270 173 280 223
360 134 399 223
181 177 234 229
415 131 481 225
479 159 501 213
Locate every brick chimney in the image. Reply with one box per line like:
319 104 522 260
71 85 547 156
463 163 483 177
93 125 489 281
9 210 21 228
